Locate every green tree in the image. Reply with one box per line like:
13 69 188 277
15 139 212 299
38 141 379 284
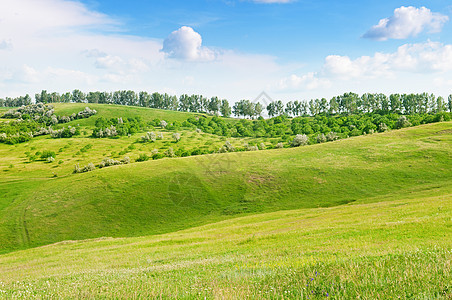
72 89 86 103
220 99 231 117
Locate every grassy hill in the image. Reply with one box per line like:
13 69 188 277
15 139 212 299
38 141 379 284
0 111 450 253
0 104 450 298
0 185 450 298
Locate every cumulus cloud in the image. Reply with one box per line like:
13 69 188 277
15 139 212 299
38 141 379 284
363 6 449 41
161 26 216 61
323 41 452 79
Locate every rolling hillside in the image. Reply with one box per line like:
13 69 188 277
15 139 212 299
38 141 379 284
0 108 450 253
0 104 450 298
0 182 450 298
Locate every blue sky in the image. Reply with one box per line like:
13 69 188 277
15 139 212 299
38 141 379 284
1 0 452 102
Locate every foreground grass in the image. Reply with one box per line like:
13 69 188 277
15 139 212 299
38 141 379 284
0 121 451 253
0 190 450 299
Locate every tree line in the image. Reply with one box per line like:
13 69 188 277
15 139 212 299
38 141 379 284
1 90 452 117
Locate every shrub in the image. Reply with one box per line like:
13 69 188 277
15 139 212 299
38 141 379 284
83 163 96 172
276 142 284 149
73 164 82 173
173 132 181 142
326 132 339 141
152 153 165 160
99 158 121 168
92 125 118 138
40 150 56 160
259 143 266 150
292 134 308 147
157 133 164 140
46 156 55 163
50 126 79 138
76 107 97 119
160 120 168 128
136 153 149 162
74 163 95 173
165 147 175 157
141 132 156 142
121 156 130 164
219 141 235 153
316 133 326 143
395 116 411 129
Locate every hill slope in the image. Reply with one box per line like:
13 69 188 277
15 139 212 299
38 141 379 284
0 121 450 253
0 188 450 298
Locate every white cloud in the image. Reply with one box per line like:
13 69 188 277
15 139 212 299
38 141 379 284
0 0 116 35
94 55 124 69
0 39 12 50
0 0 287 101
161 26 216 61
278 73 330 90
1 0 451 103
322 41 452 80
363 6 449 41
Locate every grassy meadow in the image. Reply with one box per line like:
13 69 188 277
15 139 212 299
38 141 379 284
0 190 450 298
0 103 451 298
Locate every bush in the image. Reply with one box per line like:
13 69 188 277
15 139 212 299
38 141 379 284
136 153 149 162
83 163 96 172
46 156 55 163
160 120 168 128
99 158 121 168
152 153 165 160
316 133 326 143
292 134 308 147
165 147 175 157
93 125 118 138
141 132 156 142
276 142 284 149
50 126 79 138
395 116 411 129
326 132 339 141
73 164 82 174
219 141 235 153
40 150 56 160
73 163 95 173
173 132 181 142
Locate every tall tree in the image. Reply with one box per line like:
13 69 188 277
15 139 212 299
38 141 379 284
72 89 86 103
208 97 221 115
220 99 231 117
389 94 401 113
448 95 452 112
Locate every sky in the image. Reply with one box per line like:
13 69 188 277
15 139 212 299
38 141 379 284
1 0 452 103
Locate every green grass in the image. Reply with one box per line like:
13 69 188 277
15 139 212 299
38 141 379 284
0 104 451 298
53 103 204 125
0 190 450 298
0 115 450 253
